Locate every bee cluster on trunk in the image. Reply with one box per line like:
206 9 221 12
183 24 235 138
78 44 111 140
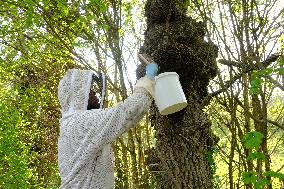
137 0 219 188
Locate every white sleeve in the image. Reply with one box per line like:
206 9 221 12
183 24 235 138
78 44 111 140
95 76 154 145
78 77 154 150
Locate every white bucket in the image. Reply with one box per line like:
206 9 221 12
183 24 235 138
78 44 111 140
154 72 188 115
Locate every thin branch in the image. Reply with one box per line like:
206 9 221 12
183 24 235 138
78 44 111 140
202 53 282 106
235 98 284 130
264 75 284 91
277 164 284 173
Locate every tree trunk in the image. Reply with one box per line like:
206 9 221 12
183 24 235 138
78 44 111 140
138 0 219 188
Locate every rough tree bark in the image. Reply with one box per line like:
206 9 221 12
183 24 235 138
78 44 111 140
137 0 219 188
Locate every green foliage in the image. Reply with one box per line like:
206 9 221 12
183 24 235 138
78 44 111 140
0 88 38 187
242 170 284 189
264 171 284 180
89 0 107 12
242 171 269 189
206 146 222 189
247 152 267 161
206 147 217 176
275 57 284 75
242 171 258 185
254 178 270 189
242 131 264 149
249 67 274 95
0 0 79 187
250 72 263 94
0 62 69 188
241 131 284 188
250 56 284 95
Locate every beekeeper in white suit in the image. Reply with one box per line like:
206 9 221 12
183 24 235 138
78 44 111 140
57 54 158 188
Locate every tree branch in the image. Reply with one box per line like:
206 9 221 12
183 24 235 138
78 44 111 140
235 97 284 130
202 53 282 106
264 75 284 91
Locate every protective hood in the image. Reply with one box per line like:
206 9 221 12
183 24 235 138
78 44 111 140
58 69 106 117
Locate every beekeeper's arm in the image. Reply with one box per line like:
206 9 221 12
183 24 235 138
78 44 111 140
94 62 158 145
74 59 158 147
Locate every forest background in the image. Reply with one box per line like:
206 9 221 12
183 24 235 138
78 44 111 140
0 0 284 188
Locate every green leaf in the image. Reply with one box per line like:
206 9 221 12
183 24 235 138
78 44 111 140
242 171 257 184
57 0 69 16
259 68 273 75
26 8 34 27
249 72 262 95
254 178 269 189
247 152 266 161
275 67 284 75
24 0 34 27
242 131 264 149
264 171 284 180
90 0 108 12
278 57 284 66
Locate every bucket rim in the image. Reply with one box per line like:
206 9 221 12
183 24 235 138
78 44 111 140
155 72 179 81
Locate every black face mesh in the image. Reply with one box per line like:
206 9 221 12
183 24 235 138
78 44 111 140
91 73 106 109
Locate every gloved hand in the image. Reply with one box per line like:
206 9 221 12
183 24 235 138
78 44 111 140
138 54 158 80
146 63 158 80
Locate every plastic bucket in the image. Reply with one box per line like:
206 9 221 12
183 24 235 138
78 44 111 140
154 72 188 115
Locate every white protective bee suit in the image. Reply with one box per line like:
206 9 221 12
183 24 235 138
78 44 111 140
57 69 154 188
